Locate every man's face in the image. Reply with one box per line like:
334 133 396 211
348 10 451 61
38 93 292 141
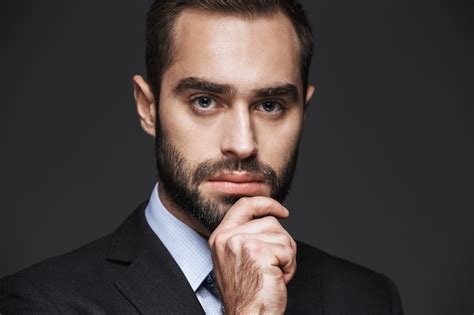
151 9 313 231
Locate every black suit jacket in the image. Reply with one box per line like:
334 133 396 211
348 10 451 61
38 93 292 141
0 202 403 314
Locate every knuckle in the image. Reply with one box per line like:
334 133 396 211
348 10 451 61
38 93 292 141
280 233 292 246
265 197 281 207
285 245 295 258
213 232 224 245
227 233 244 252
263 215 279 227
278 244 291 257
262 198 277 210
213 231 230 250
267 266 285 279
242 239 261 256
236 196 249 206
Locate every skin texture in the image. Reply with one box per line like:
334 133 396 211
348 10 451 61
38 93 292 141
133 8 314 314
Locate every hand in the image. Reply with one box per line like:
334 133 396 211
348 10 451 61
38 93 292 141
208 197 297 315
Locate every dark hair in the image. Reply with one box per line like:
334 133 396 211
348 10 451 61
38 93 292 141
145 0 313 103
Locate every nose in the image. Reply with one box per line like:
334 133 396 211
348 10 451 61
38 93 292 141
220 105 258 160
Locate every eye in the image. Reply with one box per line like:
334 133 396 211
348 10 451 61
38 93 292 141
256 101 284 114
193 96 216 109
190 96 221 114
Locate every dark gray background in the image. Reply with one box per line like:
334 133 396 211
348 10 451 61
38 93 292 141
2 0 473 314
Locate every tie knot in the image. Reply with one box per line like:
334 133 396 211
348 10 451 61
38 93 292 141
202 271 220 299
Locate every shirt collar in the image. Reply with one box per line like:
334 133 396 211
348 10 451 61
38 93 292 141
144 184 213 292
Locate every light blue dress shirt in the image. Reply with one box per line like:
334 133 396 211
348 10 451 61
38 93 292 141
145 184 223 314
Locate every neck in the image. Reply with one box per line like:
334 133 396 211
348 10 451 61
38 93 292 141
156 184 212 238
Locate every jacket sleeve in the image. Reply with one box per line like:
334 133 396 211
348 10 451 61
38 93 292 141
0 274 60 314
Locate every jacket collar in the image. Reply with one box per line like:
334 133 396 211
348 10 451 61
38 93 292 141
106 202 205 314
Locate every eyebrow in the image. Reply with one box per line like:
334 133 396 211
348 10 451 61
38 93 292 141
252 84 299 102
173 77 299 101
173 77 233 96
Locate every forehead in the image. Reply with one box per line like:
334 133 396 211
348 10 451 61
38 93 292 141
164 8 302 92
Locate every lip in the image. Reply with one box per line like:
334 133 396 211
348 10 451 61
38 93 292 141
205 172 268 195
208 172 265 183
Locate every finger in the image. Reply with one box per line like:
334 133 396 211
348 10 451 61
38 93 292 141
238 238 296 284
216 197 289 232
211 217 297 254
234 217 297 251
227 232 292 249
226 216 284 234
217 217 295 248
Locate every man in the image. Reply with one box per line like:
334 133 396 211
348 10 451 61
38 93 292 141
1 0 403 314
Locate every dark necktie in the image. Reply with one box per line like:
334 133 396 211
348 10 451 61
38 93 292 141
202 271 221 299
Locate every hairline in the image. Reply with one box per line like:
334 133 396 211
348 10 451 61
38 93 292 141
157 7 305 99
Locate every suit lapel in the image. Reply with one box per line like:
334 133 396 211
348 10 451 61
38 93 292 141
107 202 204 314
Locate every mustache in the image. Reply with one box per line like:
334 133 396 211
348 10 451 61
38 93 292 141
192 156 277 186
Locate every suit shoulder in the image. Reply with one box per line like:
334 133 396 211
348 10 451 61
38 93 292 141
0 233 137 313
295 241 403 314
9 234 112 280
297 240 389 283
1 204 148 313
1 234 112 296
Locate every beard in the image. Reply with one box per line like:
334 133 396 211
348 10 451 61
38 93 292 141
154 128 300 232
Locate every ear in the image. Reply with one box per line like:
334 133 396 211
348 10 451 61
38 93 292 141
303 84 315 120
133 75 157 137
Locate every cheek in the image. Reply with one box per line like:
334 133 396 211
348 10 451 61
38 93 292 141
158 100 223 164
255 114 303 170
